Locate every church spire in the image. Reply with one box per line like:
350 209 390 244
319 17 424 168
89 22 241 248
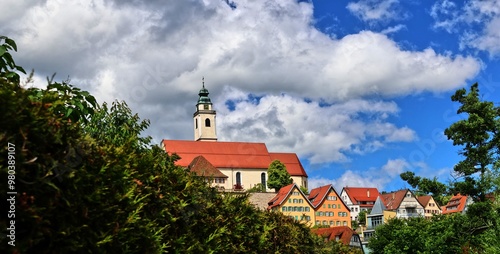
194 77 217 141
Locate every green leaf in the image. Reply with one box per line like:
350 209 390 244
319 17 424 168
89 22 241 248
0 45 6 56
5 37 17 51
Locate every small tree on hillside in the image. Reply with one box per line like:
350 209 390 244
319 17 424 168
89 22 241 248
267 160 293 192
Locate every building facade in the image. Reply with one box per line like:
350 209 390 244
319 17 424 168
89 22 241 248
340 187 380 221
268 183 315 226
309 185 352 228
381 189 424 218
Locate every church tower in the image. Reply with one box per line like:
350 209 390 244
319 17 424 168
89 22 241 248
194 78 217 141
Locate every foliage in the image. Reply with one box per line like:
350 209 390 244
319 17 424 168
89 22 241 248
400 171 449 205
0 36 26 83
267 159 293 192
300 185 309 194
357 210 367 226
1 38 346 253
247 183 266 193
444 83 500 201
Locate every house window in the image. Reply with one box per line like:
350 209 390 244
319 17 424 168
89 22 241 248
323 221 327 225
343 221 347 226
332 204 337 209
282 207 286 212
236 172 241 185
330 221 334 225
305 207 310 212
316 220 320 225
205 118 211 127
336 221 340 226
261 173 266 188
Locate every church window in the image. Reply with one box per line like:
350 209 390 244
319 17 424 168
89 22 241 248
236 172 241 185
205 118 211 127
195 118 198 129
261 173 266 188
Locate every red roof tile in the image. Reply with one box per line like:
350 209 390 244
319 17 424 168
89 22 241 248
417 196 432 207
343 187 380 203
380 189 408 210
311 226 357 245
267 183 296 209
442 194 469 215
162 139 307 177
188 155 227 178
269 153 308 177
308 185 348 209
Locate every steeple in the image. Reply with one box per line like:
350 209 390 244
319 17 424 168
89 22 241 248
194 77 217 141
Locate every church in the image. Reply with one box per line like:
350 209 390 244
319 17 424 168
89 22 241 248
162 82 308 192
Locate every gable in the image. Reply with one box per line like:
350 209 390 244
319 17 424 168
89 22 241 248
343 187 380 204
268 183 313 209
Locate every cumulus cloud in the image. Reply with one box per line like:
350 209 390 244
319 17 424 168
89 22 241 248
216 88 416 164
309 158 411 191
0 0 480 152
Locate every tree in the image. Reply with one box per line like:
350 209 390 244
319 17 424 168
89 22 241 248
267 160 293 191
400 171 449 205
444 83 500 201
358 210 367 226
1 37 351 253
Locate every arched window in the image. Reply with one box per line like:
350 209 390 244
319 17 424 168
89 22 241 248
261 173 266 188
195 118 198 129
205 118 211 127
236 172 241 185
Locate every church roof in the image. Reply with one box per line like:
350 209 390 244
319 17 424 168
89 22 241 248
162 140 308 177
269 153 308 177
187 155 227 178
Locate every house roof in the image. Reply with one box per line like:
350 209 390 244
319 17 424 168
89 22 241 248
162 139 307 177
187 155 227 178
343 187 380 203
442 194 469 215
417 196 432 207
380 189 409 210
267 183 313 209
308 184 349 209
267 183 296 209
369 196 386 215
311 226 358 245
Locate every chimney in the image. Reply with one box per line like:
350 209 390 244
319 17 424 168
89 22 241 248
392 192 395 199
367 189 370 197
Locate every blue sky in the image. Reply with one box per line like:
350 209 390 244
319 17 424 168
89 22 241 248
1 0 499 192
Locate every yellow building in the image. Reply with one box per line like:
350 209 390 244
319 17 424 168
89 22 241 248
418 195 442 218
268 183 315 226
309 185 351 228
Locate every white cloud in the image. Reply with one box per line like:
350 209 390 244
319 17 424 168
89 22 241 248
347 0 402 23
380 24 406 34
216 89 416 164
309 158 411 191
0 0 480 146
431 0 500 56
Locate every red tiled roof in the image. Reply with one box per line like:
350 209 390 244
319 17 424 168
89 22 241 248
162 139 307 177
267 183 296 209
442 194 468 215
417 196 432 207
269 153 308 177
188 155 227 178
381 189 408 210
311 226 357 245
308 185 348 209
343 187 380 203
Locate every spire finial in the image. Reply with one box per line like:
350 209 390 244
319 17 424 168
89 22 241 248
202 76 205 88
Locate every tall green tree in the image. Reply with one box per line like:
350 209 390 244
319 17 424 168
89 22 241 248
444 83 500 201
400 171 449 205
267 160 293 192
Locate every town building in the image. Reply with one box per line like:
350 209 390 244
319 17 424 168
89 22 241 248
267 183 315 226
417 195 442 218
162 82 308 192
340 187 380 221
442 193 473 215
309 185 352 228
362 196 396 244
380 189 424 218
312 226 364 252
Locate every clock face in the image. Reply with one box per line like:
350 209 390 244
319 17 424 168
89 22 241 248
204 104 209 109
